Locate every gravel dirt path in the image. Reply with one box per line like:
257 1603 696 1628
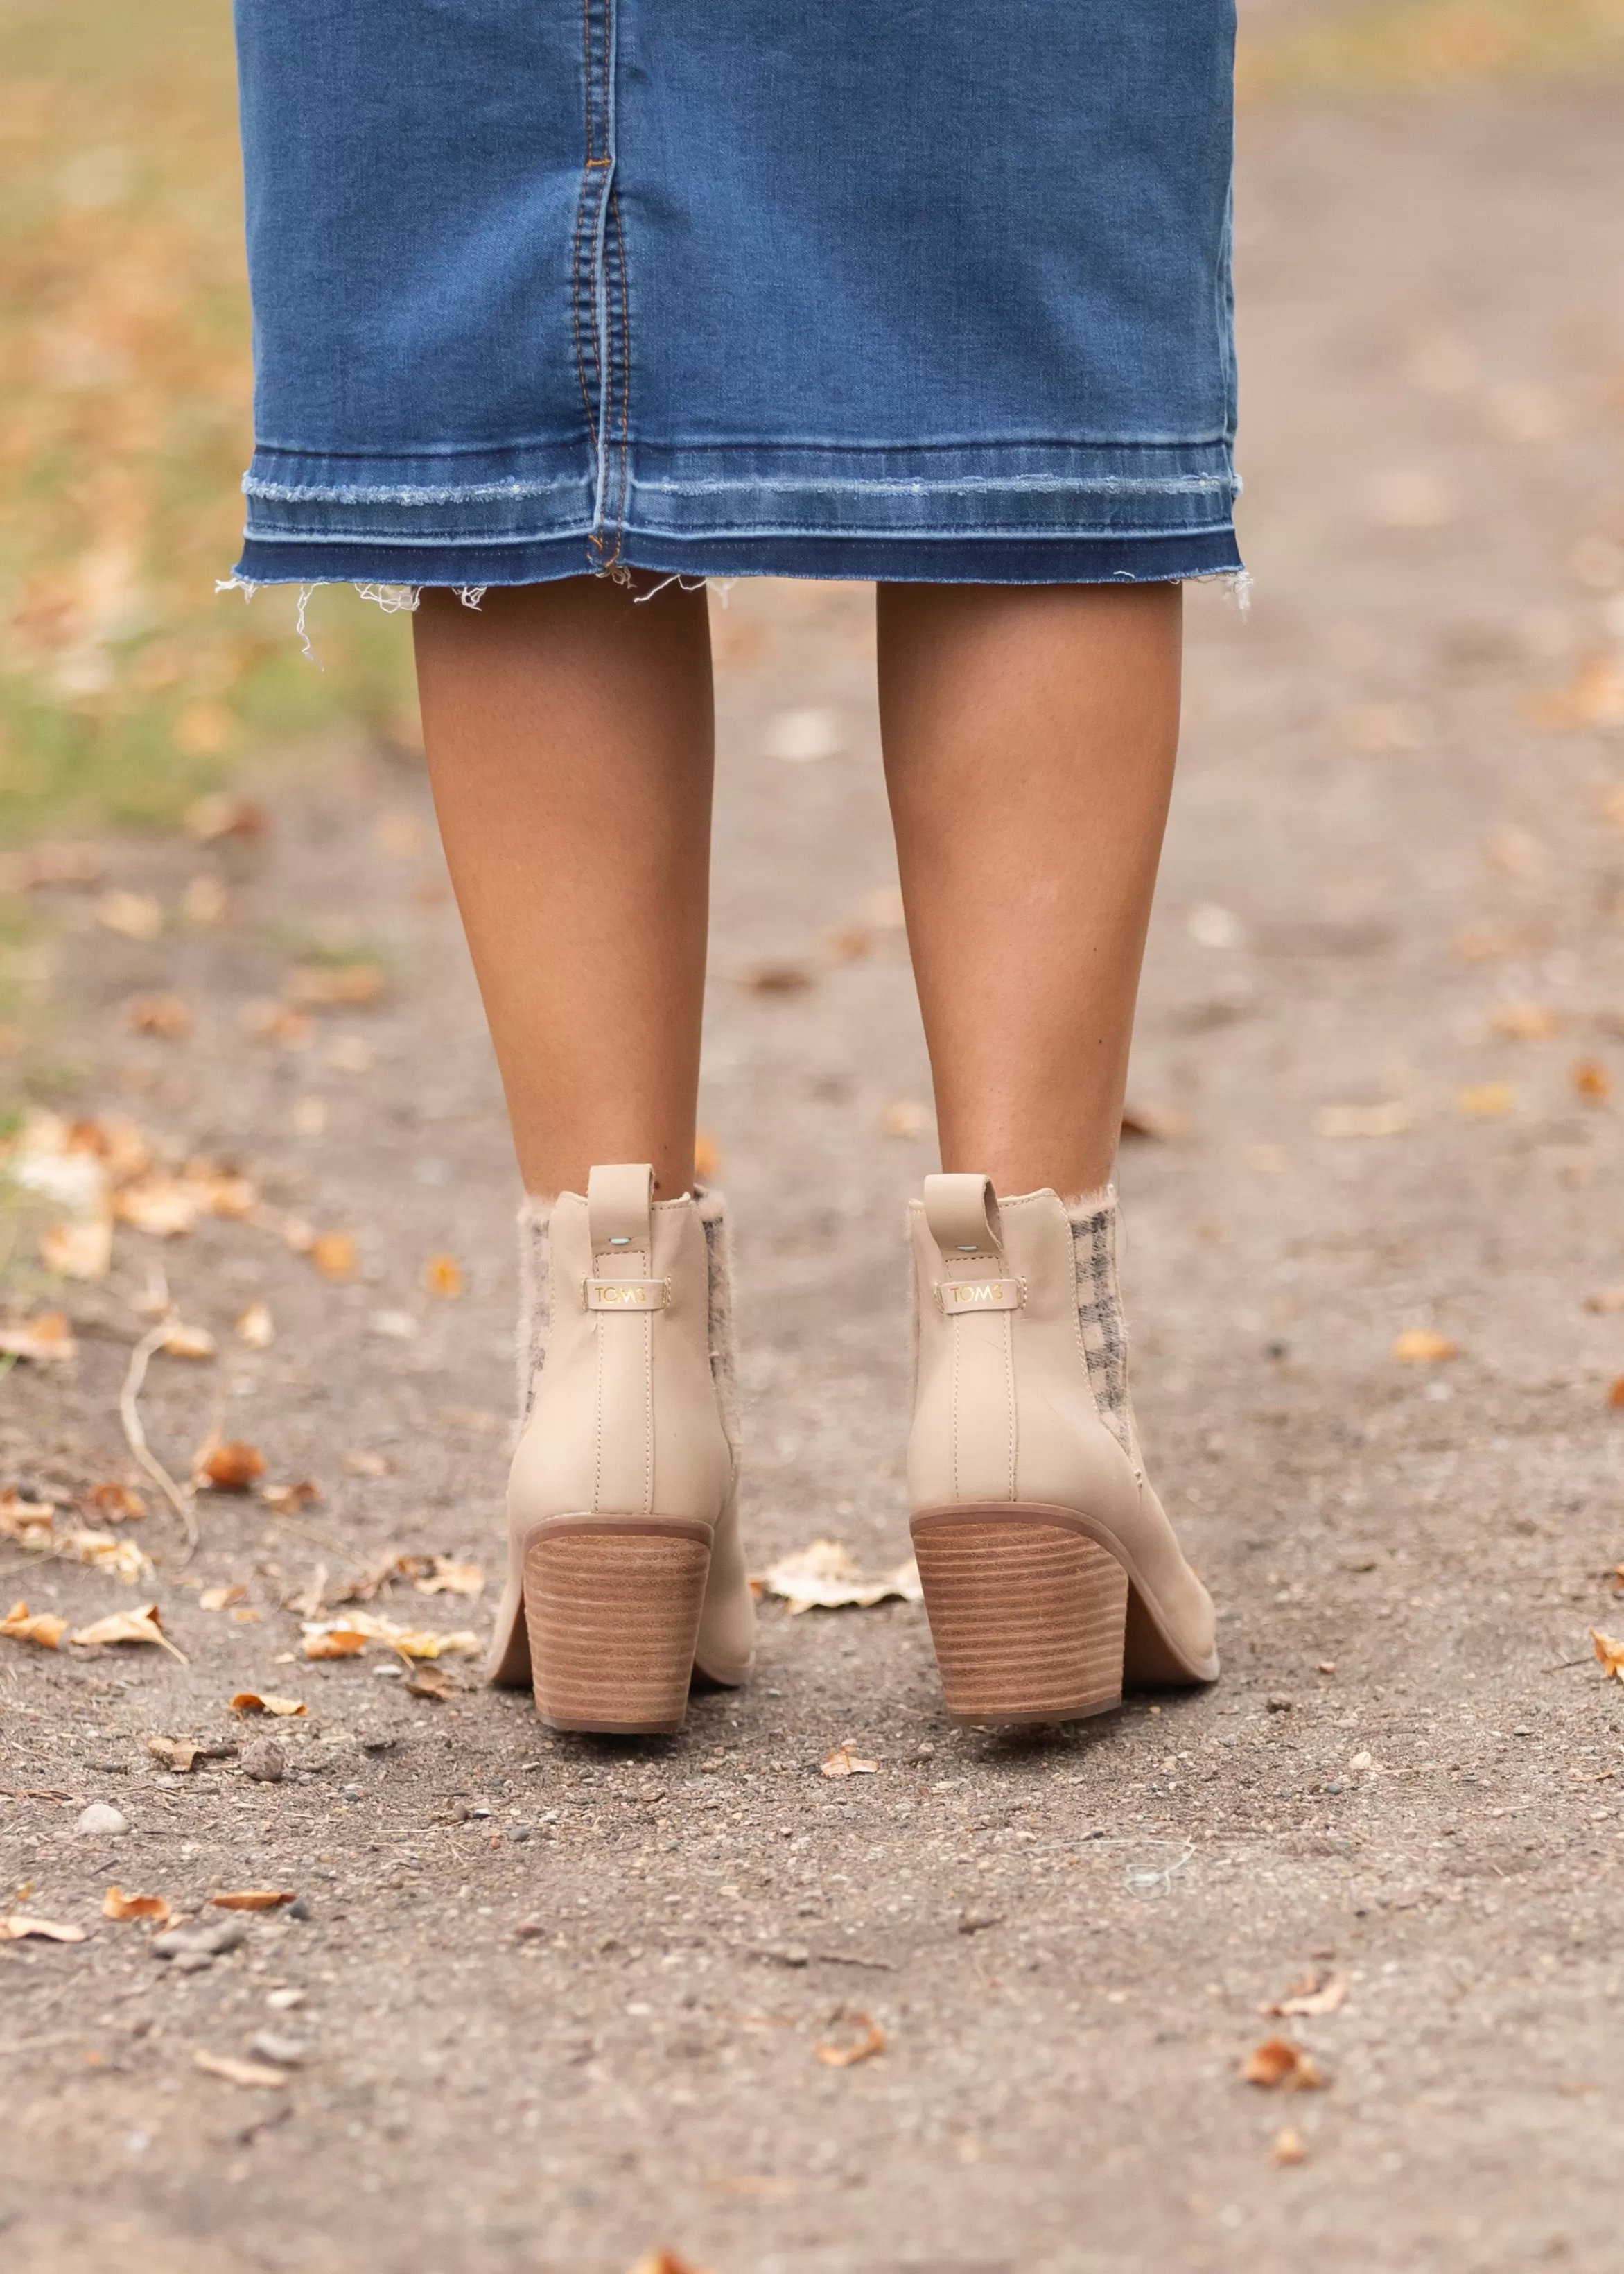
3 85 1624 2274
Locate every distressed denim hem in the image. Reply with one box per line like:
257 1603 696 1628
234 526 1242 591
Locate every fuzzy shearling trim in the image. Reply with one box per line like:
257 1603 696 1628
695 1187 741 1461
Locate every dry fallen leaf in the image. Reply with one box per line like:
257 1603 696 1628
343 1450 392 1477
103 1886 171 1924
1261 1973 1349 2019
1583 1289 1624 1314
757 1539 922 1615
198 1585 247 1613
263 1479 320 1513
1491 1001 1563 1041
1273 2126 1309 2166
424 1252 464 1299
243 1001 313 1049
693 1130 724 1182
1482 826 1546 883
405 1664 460 1701
1591 1630 1624 1683
411 1557 485 1597
0 1914 87 1943
195 1439 266 1493
1526 652 1624 734
1119 1101 1194 1141
70 1603 186 1661
821 1743 880 1780
1574 1058 1613 1102
86 1482 146 1521
311 1230 358 1282
95 889 164 941
230 1692 308 1717
185 792 268 844
1241 2037 1325 2090
1393 1329 1458 1364
1313 1102 1413 1139
60 1529 150 1583
161 1320 218 1362
813 2012 886 2068
1 1599 69 1650
41 1216 112 1282
1607 1379 1624 1411
622 2253 713 2274
210 1889 297 1912
234 1301 274 1349
0 1492 56 1543
302 1627 369 1660
740 961 814 996
193 2048 291 2090
0 1312 77 1365
146 1737 201 1772
122 992 193 1041
1451 921 1551 964
286 961 387 1008
1458 1082 1516 1119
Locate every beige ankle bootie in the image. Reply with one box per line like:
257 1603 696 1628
486 1164 755 1733
907 1173 1218 1724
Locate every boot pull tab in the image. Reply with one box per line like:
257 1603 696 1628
588 1163 654 1262
923 1172 1002 1264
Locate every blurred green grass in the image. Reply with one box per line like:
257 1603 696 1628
0 0 415 842
1 0 1619 843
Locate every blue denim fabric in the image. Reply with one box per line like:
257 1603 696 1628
232 1 1240 589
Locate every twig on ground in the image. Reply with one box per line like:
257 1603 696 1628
118 1321 198 1559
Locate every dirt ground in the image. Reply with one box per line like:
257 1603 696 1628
4 83 1624 2274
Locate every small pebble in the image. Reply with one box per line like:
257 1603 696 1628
153 1918 248 1961
265 1986 306 2011
286 1897 312 1921
75 1802 129 1838
241 1739 286 1784
247 2031 308 2067
506 1825 532 1843
1266 1695 1295 1714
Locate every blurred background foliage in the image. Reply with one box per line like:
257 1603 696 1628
1 0 1621 843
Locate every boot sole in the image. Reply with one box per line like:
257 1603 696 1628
519 1515 713 1735
911 1507 1126 1724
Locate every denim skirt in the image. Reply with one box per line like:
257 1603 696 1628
231 2 1241 591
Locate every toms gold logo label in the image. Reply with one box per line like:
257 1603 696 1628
586 1279 665 1310
941 1278 1020 1312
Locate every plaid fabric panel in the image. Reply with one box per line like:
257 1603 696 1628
1070 1203 1133 1458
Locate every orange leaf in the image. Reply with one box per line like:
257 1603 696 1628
302 1628 368 1659
209 1890 297 1912
197 1440 266 1492
285 962 387 1008
1608 1379 1624 1411
1 1599 68 1649
103 1887 171 1923
1457 1082 1515 1119
424 1252 464 1299
1241 2037 1325 2090
229 1692 307 1717
1392 1329 1458 1364
311 1231 358 1282
1 1914 87 1943
1574 1058 1613 1102
813 2012 886 2068
1591 1630 1624 1682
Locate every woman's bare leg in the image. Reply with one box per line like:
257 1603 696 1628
877 582 1182 1197
412 578 713 1199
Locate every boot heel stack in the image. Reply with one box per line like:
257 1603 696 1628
910 1508 1128 1725
522 1517 712 1734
